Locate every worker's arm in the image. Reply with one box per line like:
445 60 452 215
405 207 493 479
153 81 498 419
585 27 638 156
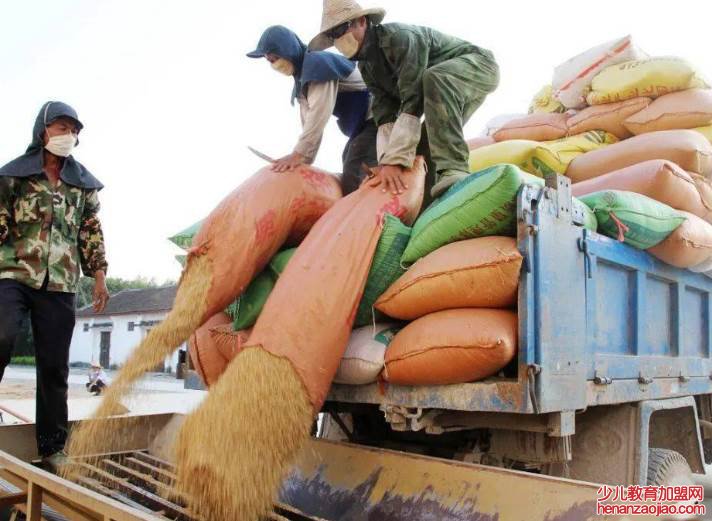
293 80 339 163
370 85 399 163
273 80 339 172
0 177 14 244
378 30 429 169
78 190 109 312
358 63 400 162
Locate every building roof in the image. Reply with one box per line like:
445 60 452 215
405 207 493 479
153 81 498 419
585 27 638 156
77 285 177 317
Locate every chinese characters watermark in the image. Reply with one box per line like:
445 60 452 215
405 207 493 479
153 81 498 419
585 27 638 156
596 485 705 517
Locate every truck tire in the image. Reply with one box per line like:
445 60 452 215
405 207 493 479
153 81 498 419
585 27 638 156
647 448 694 487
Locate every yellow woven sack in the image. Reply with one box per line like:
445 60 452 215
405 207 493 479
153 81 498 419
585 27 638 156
468 140 539 174
468 131 618 177
587 57 708 106
531 130 619 176
529 85 566 114
694 125 712 144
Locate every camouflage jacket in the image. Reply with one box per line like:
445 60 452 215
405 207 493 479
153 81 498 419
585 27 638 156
0 175 107 293
357 23 487 125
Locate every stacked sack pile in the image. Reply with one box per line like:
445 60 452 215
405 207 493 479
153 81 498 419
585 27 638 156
467 35 712 274
329 158 599 386
551 36 712 271
171 161 598 387
372 163 598 386
330 35 712 388
176 35 712 390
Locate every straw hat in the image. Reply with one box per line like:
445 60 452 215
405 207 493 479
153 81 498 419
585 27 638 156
90 361 101 368
309 0 386 51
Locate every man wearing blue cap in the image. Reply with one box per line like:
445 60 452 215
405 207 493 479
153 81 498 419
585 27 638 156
248 25 377 194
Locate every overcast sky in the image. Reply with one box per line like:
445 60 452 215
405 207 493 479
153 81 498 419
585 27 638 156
2 1 712 282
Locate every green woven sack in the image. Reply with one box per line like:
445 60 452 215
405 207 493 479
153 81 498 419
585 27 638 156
226 271 276 330
354 215 412 327
225 248 297 330
579 199 598 233
402 164 597 264
580 190 686 249
269 248 297 276
168 219 204 250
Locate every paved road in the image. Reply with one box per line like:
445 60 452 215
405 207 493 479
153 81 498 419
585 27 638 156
4 365 186 392
0 365 204 423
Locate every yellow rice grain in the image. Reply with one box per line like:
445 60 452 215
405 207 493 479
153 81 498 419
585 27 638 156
174 347 313 520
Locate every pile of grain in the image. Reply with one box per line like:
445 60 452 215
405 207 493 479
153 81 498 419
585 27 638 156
175 347 313 519
64 254 314 518
63 255 211 476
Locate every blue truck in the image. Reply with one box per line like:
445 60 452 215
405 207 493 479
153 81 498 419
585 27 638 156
316 174 712 491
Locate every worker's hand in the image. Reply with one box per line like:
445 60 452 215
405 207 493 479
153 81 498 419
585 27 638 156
367 164 408 195
271 152 306 172
93 271 110 313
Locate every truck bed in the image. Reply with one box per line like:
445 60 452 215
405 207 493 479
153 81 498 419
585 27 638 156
326 179 712 415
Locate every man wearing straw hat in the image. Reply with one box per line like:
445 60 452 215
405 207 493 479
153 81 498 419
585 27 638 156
310 0 499 201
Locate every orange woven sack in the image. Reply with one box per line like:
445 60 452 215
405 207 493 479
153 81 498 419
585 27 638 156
187 166 342 324
647 211 712 268
376 237 521 320
572 160 712 222
467 136 495 151
212 325 251 362
384 308 517 386
567 130 712 183
238 158 427 410
624 89 712 135
189 312 232 387
493 113 569 142
567 97 651 139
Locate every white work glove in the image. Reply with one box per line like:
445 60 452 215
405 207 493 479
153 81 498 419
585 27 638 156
378 113 422 168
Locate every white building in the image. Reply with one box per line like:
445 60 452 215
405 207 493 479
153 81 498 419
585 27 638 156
70 286 185 373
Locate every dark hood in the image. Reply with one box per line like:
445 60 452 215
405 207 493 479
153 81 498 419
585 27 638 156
301 51 355 85
247 25 308 105
0 101 103 190
248 26 358 105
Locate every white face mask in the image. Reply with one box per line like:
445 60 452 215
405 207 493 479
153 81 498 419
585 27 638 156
45 132 77 158
334 32 360 59
271 58 295 76
45 132 77 157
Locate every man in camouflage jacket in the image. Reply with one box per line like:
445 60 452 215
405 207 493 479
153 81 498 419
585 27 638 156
311 1 499 204
0 101 109 469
